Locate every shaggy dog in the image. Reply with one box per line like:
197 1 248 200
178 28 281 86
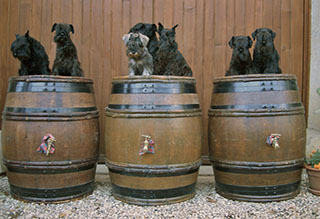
51 23 83 77
154 23 193 76
122 32 153 76
252 28 282 74
11 31 50 75
225 35 254 76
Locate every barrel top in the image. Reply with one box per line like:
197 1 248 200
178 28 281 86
112 75 196 84
213 74 297 84
9 75 93 83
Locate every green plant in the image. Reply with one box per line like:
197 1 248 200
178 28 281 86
317 88 320 95
306 149 320 169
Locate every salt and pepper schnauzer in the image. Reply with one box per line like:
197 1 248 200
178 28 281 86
129 23 159 59
122 32 153 76
11 31 50 76
154 23 193 77
226 36 253 76
252 28 282 74
51 23 83 77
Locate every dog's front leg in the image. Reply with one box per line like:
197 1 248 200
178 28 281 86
142 67 152 76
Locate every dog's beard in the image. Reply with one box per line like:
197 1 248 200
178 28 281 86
127 51 141 59
237 53 248 62
12 49 30 61
54 34 69 43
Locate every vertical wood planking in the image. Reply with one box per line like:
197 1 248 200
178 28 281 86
202 0 215 158
280 0 292 74
0 0 310 158
226 0 235 69
163 0 174 28
81 0 91 78
182 0 196 69
8 0 20 77
40 0 53 68
142 0 153 23
291 0 303 95
173 0 184 48
0 0 9 128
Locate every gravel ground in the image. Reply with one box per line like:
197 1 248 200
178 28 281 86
0 170 319 219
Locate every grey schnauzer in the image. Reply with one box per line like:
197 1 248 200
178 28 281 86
11 31 50 76
225 35 253 76
154 23 193 77
252 28 282 74
122 32 153 76
51 23 83 77
129 23 158 59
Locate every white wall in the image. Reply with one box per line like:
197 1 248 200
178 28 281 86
308 0 320 131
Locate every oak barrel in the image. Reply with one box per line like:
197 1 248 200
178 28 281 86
105 76 203 205
1 75 99 202
208 74 306 202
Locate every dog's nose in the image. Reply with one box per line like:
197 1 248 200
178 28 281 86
262 40 267 45
238 48 244 53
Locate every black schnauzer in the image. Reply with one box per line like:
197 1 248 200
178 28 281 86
252 28 282 74
122 32 153 76
226 36 253 76
51 23 83 77
129 23 158 59
154 23 193 77
11 31 50 76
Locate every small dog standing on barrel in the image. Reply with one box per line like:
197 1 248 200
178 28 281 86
11 31 50 76
129 23 159 59
51 23 83 77
252 28 282 74
122 32 153 76
154 23 193 77
225 35 254 76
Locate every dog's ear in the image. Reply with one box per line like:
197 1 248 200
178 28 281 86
152 24 157 32
251 29 258 41
228 36 235 48
69 24 74 34
139 34 149 47
269 29 276 39
51 23 57 32
25 30 30 38
122 34 131 46
158 22 164 34
172 24 178 32
247 36 253 48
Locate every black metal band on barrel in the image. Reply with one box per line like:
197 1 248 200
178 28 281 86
213 163 302 174
109 166 199 177
211 158 304 174
112 182 195 199
8 82 94 93
216 181 300 196
210 103 302 110
108 104 200 111
10 181 94 200
3 107 98 114
213 80 298 93
112 83 196 94
106 160 201 177
7 163 96 175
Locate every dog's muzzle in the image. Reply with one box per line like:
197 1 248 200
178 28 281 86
128 51 140 59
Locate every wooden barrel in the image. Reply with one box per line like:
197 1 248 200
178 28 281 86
1 75 99 202
208 74 306 202
105 76 203 206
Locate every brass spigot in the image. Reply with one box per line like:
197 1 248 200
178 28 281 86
141 135 151 152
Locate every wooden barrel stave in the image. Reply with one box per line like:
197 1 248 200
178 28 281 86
105 76 203 205
1 76 99 202
208 74 306 202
